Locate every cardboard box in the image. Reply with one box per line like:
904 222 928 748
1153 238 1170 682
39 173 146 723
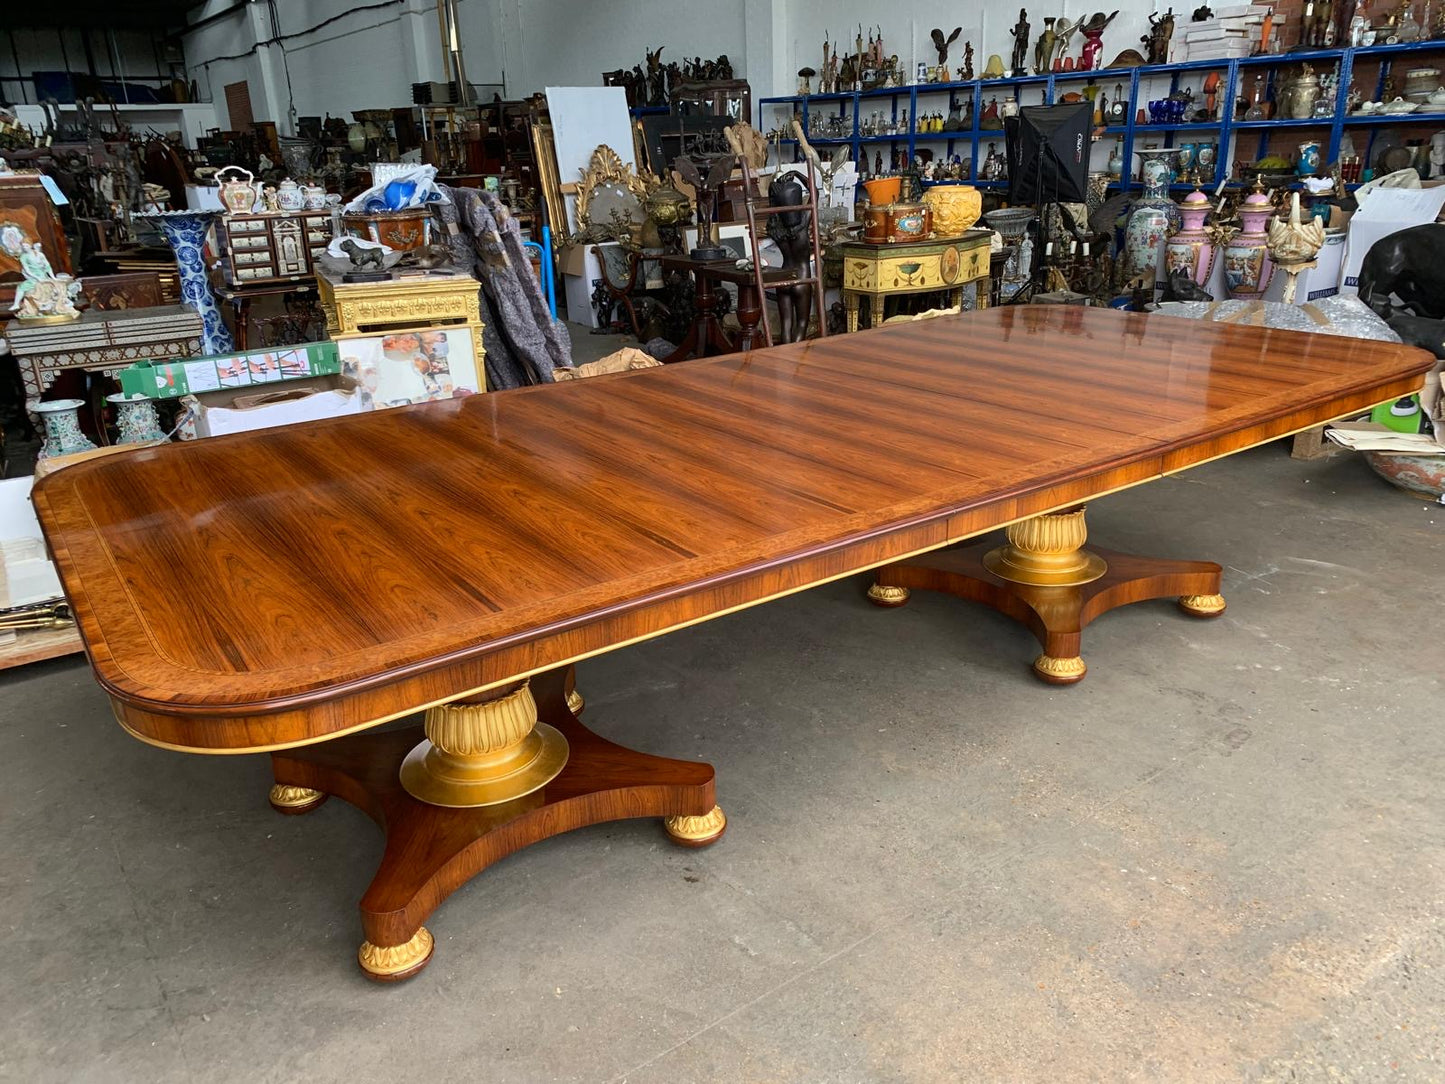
118 341 340 399
1339 185 1445 297
560 243 610 328
188 373 362 439
0 476 60 607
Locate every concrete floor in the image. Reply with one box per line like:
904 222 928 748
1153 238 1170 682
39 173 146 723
2 445 1443 1083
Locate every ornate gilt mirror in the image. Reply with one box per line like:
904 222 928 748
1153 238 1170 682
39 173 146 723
574 145 650 243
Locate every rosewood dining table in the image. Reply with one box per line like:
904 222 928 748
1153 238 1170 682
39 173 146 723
32 306 1433 982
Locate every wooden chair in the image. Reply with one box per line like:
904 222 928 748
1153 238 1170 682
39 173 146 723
590 244 653 340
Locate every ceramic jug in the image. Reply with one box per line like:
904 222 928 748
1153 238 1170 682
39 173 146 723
1224 183 1276 299
216 165 257 214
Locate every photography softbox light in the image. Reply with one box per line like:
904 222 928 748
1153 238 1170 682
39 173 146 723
1004 102 1092 206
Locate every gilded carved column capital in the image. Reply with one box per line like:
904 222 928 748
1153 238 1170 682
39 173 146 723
985 506 1107 586
1005 506 1088 555
400 680 568 808
425 682 536 756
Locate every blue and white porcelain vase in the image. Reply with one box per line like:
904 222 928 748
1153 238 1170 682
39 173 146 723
107 392 167 445
142 210 234 356
34 399 98 460
1125 149 1183 290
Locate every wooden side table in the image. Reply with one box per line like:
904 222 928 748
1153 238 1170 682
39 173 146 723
5 305 204 427
215 280 320 349
839 230 992 332
657 256 797 362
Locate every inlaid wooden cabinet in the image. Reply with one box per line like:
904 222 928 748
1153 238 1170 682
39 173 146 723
217 211 333 286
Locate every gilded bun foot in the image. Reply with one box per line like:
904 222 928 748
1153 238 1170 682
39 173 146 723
358 927 434 982
664 805 727 848
1032 654 1087 685
268 784 327 815
866 583 911 607
566 688 585 716
1178 593 1226 618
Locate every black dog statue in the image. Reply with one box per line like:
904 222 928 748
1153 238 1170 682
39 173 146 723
1162 269 1214 302
338 237 385 270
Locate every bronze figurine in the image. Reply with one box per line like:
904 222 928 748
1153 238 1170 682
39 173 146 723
1142 9 1175 64
930 27 963 66
1034 18 1057 74
1009 9 1032 77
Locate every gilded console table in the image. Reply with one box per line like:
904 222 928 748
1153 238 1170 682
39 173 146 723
315 266 483 339
33 308 1432 982
839 229 992 332
316 267 487 398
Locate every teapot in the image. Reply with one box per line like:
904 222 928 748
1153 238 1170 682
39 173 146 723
216 165 258 215
276 177 306 212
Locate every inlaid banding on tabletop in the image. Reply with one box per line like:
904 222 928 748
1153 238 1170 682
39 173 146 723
30 306 1434 747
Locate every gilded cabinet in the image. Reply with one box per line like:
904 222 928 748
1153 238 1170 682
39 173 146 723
839 230 992 332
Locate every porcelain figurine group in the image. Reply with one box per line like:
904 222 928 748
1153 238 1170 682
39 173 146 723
2 227 80 321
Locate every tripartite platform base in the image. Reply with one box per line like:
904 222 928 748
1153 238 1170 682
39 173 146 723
269 667 720 982
869 508 1224 684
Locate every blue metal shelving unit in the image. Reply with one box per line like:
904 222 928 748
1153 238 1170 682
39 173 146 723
756 40 1445 194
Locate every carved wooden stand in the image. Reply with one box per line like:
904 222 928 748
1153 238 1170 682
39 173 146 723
868 508 1225 685
268 666 722 982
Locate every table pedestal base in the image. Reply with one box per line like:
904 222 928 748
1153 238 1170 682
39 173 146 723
869 510 1224 685
269 667 720 982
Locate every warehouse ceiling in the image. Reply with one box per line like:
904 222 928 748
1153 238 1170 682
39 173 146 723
11 1 201 31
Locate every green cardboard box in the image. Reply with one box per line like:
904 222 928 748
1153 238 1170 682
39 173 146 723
117 341 340 400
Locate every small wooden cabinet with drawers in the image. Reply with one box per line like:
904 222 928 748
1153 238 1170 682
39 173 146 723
218 211 333 286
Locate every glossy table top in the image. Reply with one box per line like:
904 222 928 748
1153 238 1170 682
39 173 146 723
34 307 1432 752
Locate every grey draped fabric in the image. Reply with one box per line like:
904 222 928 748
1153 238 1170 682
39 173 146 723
437 186 571 388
